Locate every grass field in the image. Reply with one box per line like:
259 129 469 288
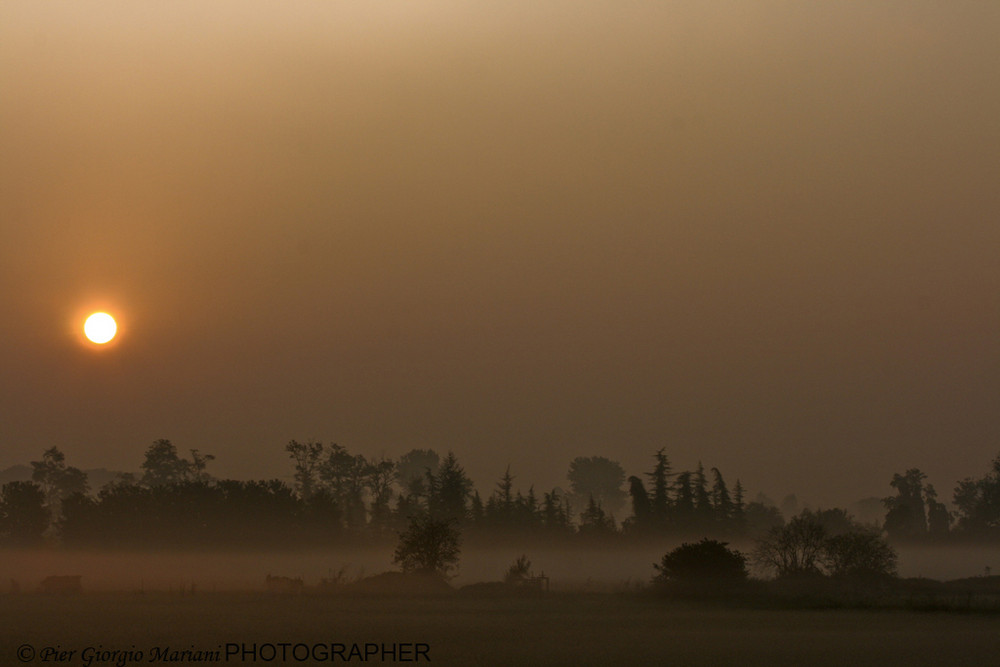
4 540 1000 591
3 545 1000 666
3 591 999 667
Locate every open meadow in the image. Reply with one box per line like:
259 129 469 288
4 541 1000 592
2 591 1000 667
3 544 1000 666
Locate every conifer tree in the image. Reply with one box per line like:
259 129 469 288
542 490 571 532
434 452 473 523
646 448 673 525
711 468 734 524
520 486 541 528
423 468 440 519
492 466 516 526
733 479 747 532
578 495 615 535
627 476 652 528
674 471 695 527
469 491 485 526
693 462 713 527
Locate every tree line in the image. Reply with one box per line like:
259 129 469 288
1 439 999 548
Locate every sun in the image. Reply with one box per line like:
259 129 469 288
84 312 117 344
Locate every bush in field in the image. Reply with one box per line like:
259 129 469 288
752 513 828 578
393 515 461 578
823 529 898 580
754 511 898 582
504 555 532 585
654 539 748 588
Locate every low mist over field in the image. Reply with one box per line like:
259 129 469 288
2 543 1000 594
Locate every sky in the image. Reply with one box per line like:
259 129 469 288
1 1 998 509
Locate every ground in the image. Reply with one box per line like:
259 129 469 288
2 592 999 667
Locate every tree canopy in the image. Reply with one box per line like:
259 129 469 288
393 514 461 578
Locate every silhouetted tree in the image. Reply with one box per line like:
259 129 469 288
743 499 784 537
217 479 303 545
285 439 325 500
396 449 440 492
30 447 88 521
673 471 695 527
883 469 928 539
811 507 860 537
504 555 533 585
188 449 215 483
515 487 542 529
567 456 627 518
693 462 713 526
88 482 153 545
541 489 572 533
952 454 1000 535
653 539 748 588
393 514 461 578
433 452 473 523
61 477 322 548
753 509 896 583
823 529 898 580
140 440 191 487
159 480 222 545
577 495 615 536
469 491 485 525
711 468 734 523
753 511 827 578
733 479 747 532
317 444 368 527
393 488 423 527
923 484 952 537
627 475 652 531
59 491 98 544
301 488 344 540
486 466 517 527
422 468 440 519
17 439 909 553
0 482 48 546
646 449 673 525
780 494 800 518
365 456 396 528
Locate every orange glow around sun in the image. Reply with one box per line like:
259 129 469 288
84 312 118 344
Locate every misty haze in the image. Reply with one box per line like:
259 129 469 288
2 1 999 665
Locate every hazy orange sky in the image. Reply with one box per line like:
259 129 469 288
2 1 998 508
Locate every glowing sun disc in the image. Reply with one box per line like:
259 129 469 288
84 312 117 344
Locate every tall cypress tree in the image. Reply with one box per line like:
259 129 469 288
487 466 517 527
693 462 713 527
674 471 695 528
733 479 747 533
646 448 673 527
434 452 473 523
711 468 734 524
628 475 652 529
469 491 485 527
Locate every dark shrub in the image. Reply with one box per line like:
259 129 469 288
654 539 748 590
393 515 461 578
823 529 898 580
